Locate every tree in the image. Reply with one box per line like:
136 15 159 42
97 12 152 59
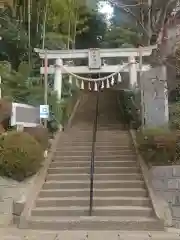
0 0 108 129
76 10 107 49
108 0 179 45
102 25 142 48
47 0 89 49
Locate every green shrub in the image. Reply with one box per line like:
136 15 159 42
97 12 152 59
136 127 178 166
169 102 180 130
24 125 49 150
0 131 44 181
118 90 141 129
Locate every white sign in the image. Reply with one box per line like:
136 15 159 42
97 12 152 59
40 105 49 119
88 48 101 69
11 102 40 127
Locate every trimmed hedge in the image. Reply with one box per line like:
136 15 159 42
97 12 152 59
169 102 180 130
136 127 179 166
24 125 49 150
0 131 44 181
118 90 141 129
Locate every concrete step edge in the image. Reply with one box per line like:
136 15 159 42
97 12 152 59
44 180 144 184
36 196 150 201
32 206 153 211
28 216 159 222
51 160 136 163
46 173 143 177
39 188 146 192
48 167 139 169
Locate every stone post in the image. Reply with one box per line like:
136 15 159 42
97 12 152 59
128 56 137 89
54 58 63 100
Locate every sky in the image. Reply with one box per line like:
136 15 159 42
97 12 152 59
98 1 114 19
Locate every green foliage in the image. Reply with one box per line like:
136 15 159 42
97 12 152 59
0 14 29 69
110 0 179 45
118 90 141 129
24 126 49 150
136 127 179 166
0 59 76 126
0 131 44 181
169 102 180 130
76 10 107 48
102 26 142 48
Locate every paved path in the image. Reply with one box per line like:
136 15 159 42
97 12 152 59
0 228 180 240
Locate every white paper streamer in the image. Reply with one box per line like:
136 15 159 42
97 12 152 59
106 79 110 88
76 78 79 87
69 75 72 84
101 81 105 89
80 80 84 89
111 76 115 85
88 81 91 90
94 82 98 91
118 73 122 82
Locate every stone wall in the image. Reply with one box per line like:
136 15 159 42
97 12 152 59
0 175 36 226
149 166 180 228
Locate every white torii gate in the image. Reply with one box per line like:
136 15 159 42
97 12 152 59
34 45 169 127
34 46 157 100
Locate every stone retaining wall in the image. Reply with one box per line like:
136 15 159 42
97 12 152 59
149 166 180 228
0 175 36 226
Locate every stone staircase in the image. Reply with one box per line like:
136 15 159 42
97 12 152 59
22 90 164 231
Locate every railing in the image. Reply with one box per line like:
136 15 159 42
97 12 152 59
89 92 99 216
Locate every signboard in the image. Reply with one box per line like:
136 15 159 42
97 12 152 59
88 48 101 69
40 105 49 119
11 102 40 127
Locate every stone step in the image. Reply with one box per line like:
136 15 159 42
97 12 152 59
95 149 134 153
96 134 130 138
42 180 145 190
61 133 93 136
25 216 164 231
96 138 131 141
56 145 133 151
53 155 136 161
39 188 147 198
95 155 136 160
55 149 134 155
46 173 143 181
56 149 134 155
31 206 154 217
58 142 131 147
48 167 140 174
57 144 134 149
50 160 137 168
54 151 91 157
95 167 140 174
60 138 93 142
35 196 151 208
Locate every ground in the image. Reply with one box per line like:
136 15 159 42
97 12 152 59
0 228 180 240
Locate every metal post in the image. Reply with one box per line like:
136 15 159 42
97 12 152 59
139 47 144 128
148 0 152 45
44 49 48 128
28 0 31 68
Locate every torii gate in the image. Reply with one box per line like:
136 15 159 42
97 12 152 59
34 45 169 127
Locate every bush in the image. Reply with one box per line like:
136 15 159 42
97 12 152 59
24 125 49 150
136 127 179 166
0 131 44 181
169 102 180 130
118 90 141 129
